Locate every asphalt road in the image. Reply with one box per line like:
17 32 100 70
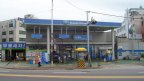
0 67 144 81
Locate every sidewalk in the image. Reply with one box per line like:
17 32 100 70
0 60 144 70
0 61 85 70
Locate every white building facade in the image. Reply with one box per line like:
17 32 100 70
0 19 26 43
116 6 144 59
116 6 144 39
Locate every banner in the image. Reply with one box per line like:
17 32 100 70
41 52 46 63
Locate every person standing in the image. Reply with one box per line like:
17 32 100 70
63 52 67 63
103 54 106 62
58 55 61 63
38 56 41 67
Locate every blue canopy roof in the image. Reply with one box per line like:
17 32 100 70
22 18 121 27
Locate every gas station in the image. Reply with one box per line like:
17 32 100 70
23 18 121 64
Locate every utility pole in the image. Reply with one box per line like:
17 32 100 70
86 11 92 67
51 0 54 65
127 9 130 39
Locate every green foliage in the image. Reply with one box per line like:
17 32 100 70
141 53 144 58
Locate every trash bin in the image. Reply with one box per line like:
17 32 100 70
29 60 33 64
110 55 112 61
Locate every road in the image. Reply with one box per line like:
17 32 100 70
0 67 144 81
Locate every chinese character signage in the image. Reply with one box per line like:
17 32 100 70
2 42 26 49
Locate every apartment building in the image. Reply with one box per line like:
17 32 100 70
0 18 26 61
0 18 26 42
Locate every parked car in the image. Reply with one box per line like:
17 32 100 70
123 55 130 60
131 53 141 60
123 53 141 60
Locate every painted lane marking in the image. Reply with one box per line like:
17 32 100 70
138 72 144 74
0 74 144 79
53 72 87 74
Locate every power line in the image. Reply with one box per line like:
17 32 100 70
91 11 143 20
90 11 124 18
64 0 85 12
64 0 143 20
64 0 124 18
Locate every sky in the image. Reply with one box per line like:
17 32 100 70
0 0 144 22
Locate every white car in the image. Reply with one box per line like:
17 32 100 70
123 53 141 60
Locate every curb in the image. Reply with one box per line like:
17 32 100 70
0 66 102 70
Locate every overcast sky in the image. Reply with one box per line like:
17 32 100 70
0 0 144 22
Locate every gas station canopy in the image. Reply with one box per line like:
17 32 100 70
21 18 121 31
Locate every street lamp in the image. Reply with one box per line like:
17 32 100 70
86 11 92 67
86 11 97 67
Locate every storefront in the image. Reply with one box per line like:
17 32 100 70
1 42 26 61
26 50 49 64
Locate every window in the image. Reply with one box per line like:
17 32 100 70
120 28 122 32
9 23 13 27
2 39 6 42
9 38 13 42
2 32 6 35
9 31 13 34
19 38 26 41
19 31 26 34
117 29 120 33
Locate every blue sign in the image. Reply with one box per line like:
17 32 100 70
31 34 42 39
2 42 26 49
74 35 92 40
41 52 46 64
59 34 70 39
117 48 144 54
63 20 86 25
